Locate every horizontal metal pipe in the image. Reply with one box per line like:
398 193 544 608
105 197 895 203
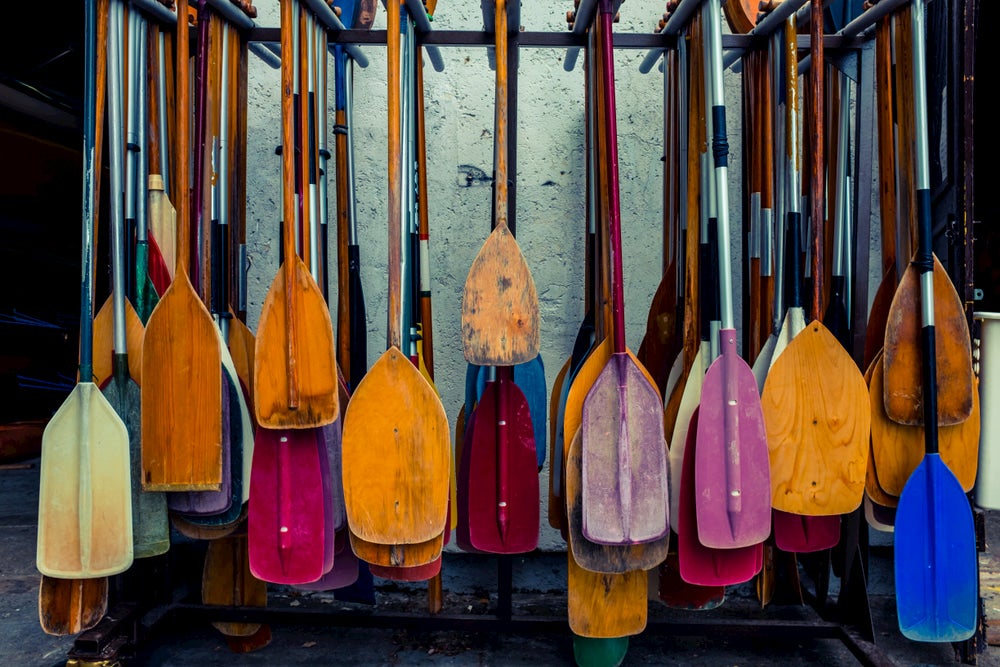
206 0 255 30
300 0 369 65
129 0 177 25
248 41 280 68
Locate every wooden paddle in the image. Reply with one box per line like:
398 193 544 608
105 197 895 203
882 5 973 429
693 0 770 550
38 575 108 636
142 0 223 491
341 0 450 549
104 0 169 558
37 0 133 578
253 0 339 430
460 4 540 368
202 532 267 637
146 24 176 297
893 0 977 641
579 0 669 548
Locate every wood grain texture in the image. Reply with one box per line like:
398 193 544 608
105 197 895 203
202 533 266 637
91 295 145 386
37 384 133 577
883 256 974 426
38 575 108 636
567 548 647 639
871 355 979 495
341 347 450 544
863 352 899 509
763 322 870 515
568 428 669 573
253 256 339 428
722 0 757 34
349 531 442 569
461 223 540 366
228 311 256 408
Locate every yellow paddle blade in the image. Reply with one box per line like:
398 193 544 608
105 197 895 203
202 534 266 637
883 254 973 426
37 383 133 578
91 295 144 387
461 222 540 366
762 321 870 515
141 273 223 491
871 355 979 495
567 547 647 638
348 531 443 568
342 346 450 544
254 257 339 428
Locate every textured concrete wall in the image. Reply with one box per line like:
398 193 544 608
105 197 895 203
241 1 880 551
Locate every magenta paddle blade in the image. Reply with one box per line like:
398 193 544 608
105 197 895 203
695 332 772 549
248 427 326 585
294 530 360 591
679 408 762 586
773 510 841 553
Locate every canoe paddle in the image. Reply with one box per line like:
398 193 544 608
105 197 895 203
142 0 224 492
145 23 176 299
36 0 133 579
579 0 669 550
104 0 169 558
693 0 770 551
893 0 977 642
342 0 450 553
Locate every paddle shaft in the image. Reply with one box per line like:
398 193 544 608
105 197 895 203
809 0 824 319
79 0 100 382
107 0 129 368
280 0 301 407
386 0 402 349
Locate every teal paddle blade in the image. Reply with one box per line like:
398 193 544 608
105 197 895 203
573 636 628 667
894 454 977 642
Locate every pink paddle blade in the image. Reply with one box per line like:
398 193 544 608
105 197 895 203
248 427 326 585
581 353 669 545
695 333 771 549
467 371 539 554
679 408 762 586
772 510 841 553
294 530 360 591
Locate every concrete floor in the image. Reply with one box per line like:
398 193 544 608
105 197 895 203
5 458 1000 667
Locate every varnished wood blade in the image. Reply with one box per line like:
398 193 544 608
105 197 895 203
91 295 144 387
763 321 870 515
254 255 339 428
38 575 108 636
342 346 450 544
461 221 540 366
141 271 223 491
567 547 647 639
547 355 572 531
349 530 443 570
883 255 973 426
202 533 266 637
37 383 133 578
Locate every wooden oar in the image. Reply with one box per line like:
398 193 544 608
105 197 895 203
142 0 223 491
202 532 267 637
253 0 339 430
580 0 668 547
38 575 108 636
36 0 133 578
893 0 977 642
103 0 169 558
145 23 176 298
882 5 973 429
693 0 770 550
342 0 449 550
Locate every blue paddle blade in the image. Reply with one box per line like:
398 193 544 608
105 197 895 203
471 358 548 468
894 454 978 642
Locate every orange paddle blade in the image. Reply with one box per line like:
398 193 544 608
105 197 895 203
254 254 339 428
141 272 223 491
38 575 108 636
567 548 647 639
91 295 144 387
349 531 443 569
342 347 450 544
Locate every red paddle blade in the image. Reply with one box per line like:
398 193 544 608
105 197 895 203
772 510 841 553
147 234 172 296
657 551 725 610
368 556 442 582
456 405 484 554
248 428 326 585
695 333 772 549
679 408 762 587
467 377 539 554
581 354 669 545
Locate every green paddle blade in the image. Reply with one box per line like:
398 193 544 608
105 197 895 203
894 454 977 642
573 636 629 667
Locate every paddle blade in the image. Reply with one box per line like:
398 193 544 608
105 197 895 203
772 510 841 553
141 274 223 490
883 256 973 426
461 223 540 366
656 552 725 610
567 548 647 639
694 334 771 549
762 322 870 515
573 636 630 667
515 357 548 468
247 428 326 585
37 384 133 578
350 531 443 570
466 379 539 554
92 295 144 387
581 353 669 545
295 530 360 591
342 347 450 544
202 534 267 637
38 576 108 636
254 256 340 428
894 455 977 642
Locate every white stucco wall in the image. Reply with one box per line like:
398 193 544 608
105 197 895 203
240 1 880 552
